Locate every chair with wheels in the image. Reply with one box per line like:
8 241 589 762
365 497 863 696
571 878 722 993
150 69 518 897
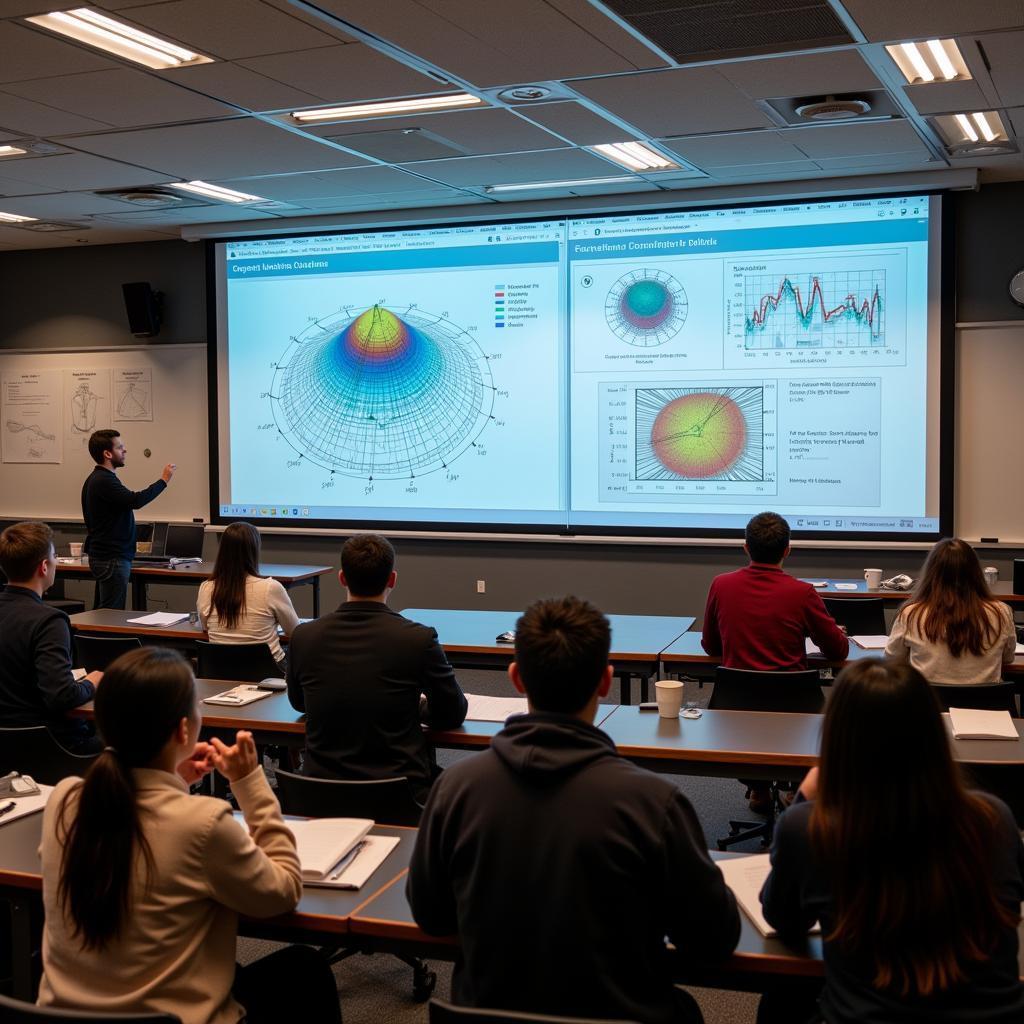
930 681 1019 716
429 999 640 1024
73 635 141 672
273 769 430 998
710 667 824 851
0 993 180 1023
822 597 886 637
196 640 281 682
0 726 98 785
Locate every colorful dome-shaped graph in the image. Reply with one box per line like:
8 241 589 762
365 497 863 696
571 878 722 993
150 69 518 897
271 304 493 478
605 269 687 347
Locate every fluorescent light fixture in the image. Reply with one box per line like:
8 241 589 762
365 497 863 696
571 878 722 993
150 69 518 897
291 93 483 123
972 111 997 142
955 113 979 142
171 181 267 203
26 8 212 70
886 38 970 84
485 175 637 193
0 211 36 223
0 146 27 157
589 141 679 171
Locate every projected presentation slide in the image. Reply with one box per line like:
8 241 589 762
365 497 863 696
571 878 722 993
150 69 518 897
217 221 566 526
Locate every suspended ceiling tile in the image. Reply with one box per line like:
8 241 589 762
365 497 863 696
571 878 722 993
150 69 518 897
571 67 772 137
719 50 882 99
710 159 822 179
1003 107 1024 138
0 152 168 189
659 131 809 168
70 118 373 179
238 44 443 104
0 3 68 13
840 1 1024 41
518 102 635 147
546 0 671 70
975 31 1024 108
0 22 120 84
96 204 282 223
257 0 359 43
216 165 450 200
489 179 659 202
788 120 930 159
0 191 150 217
0 173 53 196
398 148 621 188
153 63 323 112
903 80 991 116
310 0 659 88
0 92 111 135
295 186 472 209
120 0 344 60
4 69 236 129
813 152 940 169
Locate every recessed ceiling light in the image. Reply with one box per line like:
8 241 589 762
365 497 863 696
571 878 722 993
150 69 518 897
0 210 36 223
170 181 267 203
26 8 212 70
291 93 484 124
589 141 679 172
0 145 27 157
934 110 1010 152
485 175 638 193
886 39 970 84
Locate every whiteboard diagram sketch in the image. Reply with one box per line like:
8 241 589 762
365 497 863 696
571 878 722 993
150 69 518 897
64 369 111 446
2 369 62 463
70 382 99 432
113 367 153 422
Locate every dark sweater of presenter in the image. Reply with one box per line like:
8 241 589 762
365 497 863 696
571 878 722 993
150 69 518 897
81 429 175 610
702 511 848 670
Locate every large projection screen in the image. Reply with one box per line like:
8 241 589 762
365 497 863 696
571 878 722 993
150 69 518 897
211 192 949 541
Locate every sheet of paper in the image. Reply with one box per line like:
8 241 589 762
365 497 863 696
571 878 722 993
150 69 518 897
127 611 190 626
1015 643 1024 656
203 685 273 707
948 708 1018 740
851 635 889 649
834 583 859 591
306 834 400 890
466 693 529 722
0 784 54 827
805 638 822 656
717 853 821 938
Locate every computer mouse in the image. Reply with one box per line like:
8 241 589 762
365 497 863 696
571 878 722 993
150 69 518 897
258 678 287 691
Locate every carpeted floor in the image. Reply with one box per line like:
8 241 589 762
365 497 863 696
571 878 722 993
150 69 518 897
238 671 773 1023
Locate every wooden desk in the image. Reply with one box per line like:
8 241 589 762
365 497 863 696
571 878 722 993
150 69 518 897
401 608 695 704
57 560 332 615
799 579 1024 605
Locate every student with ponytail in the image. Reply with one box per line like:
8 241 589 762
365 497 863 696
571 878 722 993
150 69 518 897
760 659 1024 1024
37 647 341 1024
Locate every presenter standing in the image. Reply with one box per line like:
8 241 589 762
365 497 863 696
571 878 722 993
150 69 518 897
81 429 175 609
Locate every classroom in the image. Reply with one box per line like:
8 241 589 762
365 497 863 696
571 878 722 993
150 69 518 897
2 3 1024 1024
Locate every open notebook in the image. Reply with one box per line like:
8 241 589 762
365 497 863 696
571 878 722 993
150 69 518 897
717 853 821 938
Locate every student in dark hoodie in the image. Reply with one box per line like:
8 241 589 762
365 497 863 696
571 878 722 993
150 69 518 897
407 595 740 1024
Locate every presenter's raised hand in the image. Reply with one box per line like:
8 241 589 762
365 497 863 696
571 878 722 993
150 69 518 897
161 463 176 483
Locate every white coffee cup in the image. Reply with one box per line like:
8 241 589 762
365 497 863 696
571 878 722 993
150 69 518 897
864 568 883 589
69 542 83 557
984 566 998 587
655 679 685 718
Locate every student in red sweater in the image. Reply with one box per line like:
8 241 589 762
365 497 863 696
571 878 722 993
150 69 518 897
702 512 848 670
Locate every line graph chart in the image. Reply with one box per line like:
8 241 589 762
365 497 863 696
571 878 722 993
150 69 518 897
743 270 885 350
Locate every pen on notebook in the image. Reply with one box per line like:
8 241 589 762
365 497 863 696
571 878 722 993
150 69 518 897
0 801 17 818
329 840 367 881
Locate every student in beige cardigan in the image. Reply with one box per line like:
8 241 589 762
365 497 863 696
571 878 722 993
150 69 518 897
37 647 341 1024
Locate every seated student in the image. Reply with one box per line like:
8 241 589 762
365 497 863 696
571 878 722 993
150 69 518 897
702 511 848 670
197 521 299 673
0 521 102 752
38 647 341 1024
885 537 1015 684
760 659 1024 1024
287 533 467 802
407 596 740 1024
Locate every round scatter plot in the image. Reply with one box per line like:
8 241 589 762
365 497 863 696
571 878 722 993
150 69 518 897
650 391 747 478
271 304 493 479
605 269 687 347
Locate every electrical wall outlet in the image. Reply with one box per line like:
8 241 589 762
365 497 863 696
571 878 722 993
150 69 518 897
476 579 486 593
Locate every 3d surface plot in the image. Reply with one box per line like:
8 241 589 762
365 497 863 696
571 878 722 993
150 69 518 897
605 269 687 346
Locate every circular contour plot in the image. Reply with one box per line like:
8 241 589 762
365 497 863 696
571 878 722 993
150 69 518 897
605 269 687 347
271 304 493 479
650 392 747 478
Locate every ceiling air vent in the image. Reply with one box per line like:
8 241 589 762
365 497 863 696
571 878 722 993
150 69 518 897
16 221 87 232
794 96 872 121
106 189 184 208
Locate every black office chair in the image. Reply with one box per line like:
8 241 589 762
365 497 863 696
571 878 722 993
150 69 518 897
931 682 1019 716
73 635 142 672
0 993 180 1023
710 667 824 851
822 597 886 636
272 769 431 999
196 641 280 682
429 999 640 1024
0 726 98 785
274 769 423 826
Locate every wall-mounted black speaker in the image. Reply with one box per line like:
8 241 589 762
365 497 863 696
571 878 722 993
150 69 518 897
122 281 163 337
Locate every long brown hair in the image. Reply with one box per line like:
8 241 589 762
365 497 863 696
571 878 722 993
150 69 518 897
809 659 1018 996
210 521 261 628
57 647 197 950
904 538 1003 657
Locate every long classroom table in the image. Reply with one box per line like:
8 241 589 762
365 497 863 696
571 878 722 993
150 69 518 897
57 559 332 615
799 578 1024 604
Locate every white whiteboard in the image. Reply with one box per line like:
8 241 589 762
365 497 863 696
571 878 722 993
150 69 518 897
955 324 1024 544
0 344 208 522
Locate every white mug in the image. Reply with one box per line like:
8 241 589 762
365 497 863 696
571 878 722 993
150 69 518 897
984 566 998 587
69 542 83 557
864 568 883 589
654 680 684 719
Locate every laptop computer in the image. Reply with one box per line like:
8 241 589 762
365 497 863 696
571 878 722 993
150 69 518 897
132 522 169 563
165 524 204 559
